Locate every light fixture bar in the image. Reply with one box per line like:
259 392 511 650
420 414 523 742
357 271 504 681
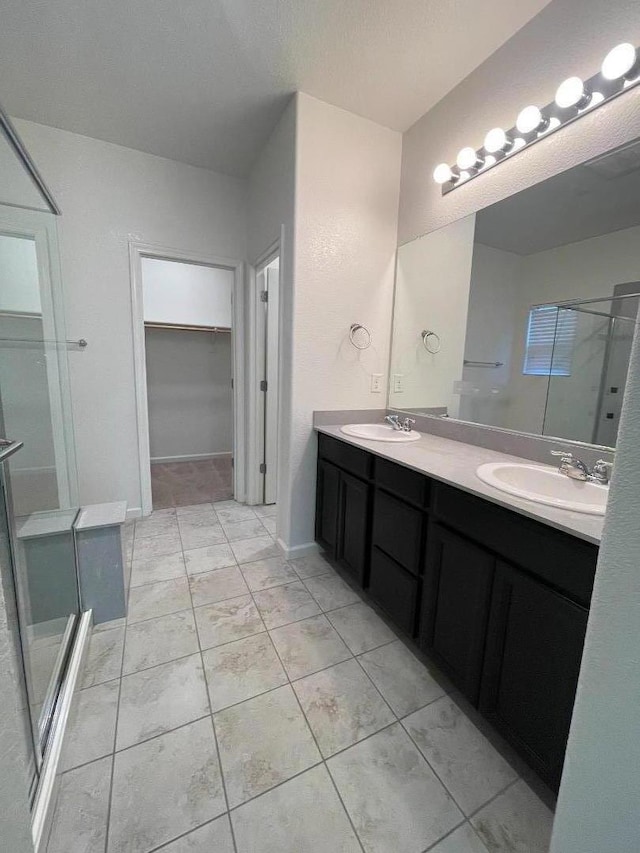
434 42 640 195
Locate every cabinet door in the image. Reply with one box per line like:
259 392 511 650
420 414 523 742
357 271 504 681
337 472 370 586
315 459 340 556
480 562 588 791
421 523 495 704
369 546 420 636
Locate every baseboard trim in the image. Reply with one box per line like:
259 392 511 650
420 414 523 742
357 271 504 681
150 452 232 464
126 506 143 521
276 538 320 560
32 610 92 853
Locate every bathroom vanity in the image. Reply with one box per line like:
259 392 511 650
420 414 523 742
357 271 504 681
314 428 600 792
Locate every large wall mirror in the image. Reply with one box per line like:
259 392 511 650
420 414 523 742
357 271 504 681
389 137 640 450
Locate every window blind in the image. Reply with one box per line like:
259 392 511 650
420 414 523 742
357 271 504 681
522 306 577 376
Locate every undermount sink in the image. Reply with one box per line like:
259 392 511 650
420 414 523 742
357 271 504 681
476 462 608 515
340 423 421 442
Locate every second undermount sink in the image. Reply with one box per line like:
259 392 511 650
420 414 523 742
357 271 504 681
340 423 421 442
476 462 608 515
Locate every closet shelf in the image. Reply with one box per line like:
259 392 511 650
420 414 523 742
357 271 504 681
144 322 231 333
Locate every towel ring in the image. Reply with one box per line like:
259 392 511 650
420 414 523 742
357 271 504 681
349 323 372 350
422 329 441 354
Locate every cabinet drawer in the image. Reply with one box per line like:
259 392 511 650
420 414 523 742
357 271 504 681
433 483 596 606
375 458 430 507
372 490 424 575
318 433 373 480
368 547 420 636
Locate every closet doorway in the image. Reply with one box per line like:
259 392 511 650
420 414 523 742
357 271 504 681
130 244 244 516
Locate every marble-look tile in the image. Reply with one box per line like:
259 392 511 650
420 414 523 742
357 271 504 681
404 697 518 815
160 815 235 852
175 503 214 517
252 504 277 518
230 536 279 564
253 581 321 628
194 595 264 650
289 552 336 580
327 602 396 654
108 718 225 852
47 756 112 853
134 513 179 540
202 632 287 712
213 499 239 510
471 780 554 853
214 684 321 807
222 518 268 542
304 573 361 611
294 659 395 757
130 552 186 588
328 723 462 853
123 610 198 674
358 639 446 717
269 614 351 680
178 516 226 550
81 626 124 688
215 504 258 525
133 531 182 562
127 577 191 624
238 556 299 591
189 566 250 607
183 543 236 576
116 654 209 750
430 824 490 853
232 764 361 853
62 680 119 771
260 517 277 536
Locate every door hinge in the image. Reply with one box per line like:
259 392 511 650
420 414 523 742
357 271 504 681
260 290 268 303
259 463 267 474
260 380 268 392
231 456 234 469
230 377 234 389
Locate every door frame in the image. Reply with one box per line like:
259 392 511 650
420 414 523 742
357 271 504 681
246 239 280 505
129 241 245 516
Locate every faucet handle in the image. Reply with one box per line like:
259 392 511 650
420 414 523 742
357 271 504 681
551 449 573 461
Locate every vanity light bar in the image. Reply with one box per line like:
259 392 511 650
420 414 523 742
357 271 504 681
433 42 640 194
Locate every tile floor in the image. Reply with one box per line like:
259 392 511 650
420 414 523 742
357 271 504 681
47 500 555 853
151 457 233 508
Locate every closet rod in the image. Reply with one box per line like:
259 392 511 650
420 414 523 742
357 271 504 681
144 322 231 333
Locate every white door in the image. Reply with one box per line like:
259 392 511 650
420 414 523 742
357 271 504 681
263 264 279 504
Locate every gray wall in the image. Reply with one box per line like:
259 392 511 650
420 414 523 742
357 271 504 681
396 1 640 848
145 327 233 461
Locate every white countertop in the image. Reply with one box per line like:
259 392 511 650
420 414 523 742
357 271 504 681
316 425 604 545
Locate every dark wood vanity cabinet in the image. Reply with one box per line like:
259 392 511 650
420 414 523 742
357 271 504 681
315 432 598 791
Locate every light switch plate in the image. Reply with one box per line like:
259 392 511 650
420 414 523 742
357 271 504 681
370 374 383 393
393 374 404 393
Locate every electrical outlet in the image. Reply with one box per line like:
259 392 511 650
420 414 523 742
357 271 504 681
393 374 404 393
370 373 383 393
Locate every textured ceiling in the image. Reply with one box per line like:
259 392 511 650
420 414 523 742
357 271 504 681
0 0 550 176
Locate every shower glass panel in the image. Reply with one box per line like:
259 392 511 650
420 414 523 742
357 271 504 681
543 294 639 446
0 206 80 772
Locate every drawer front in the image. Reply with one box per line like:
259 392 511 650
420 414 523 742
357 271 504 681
318 433 373 480
375 458 430 507
368 547 419 636
433 483 597 606
372 490 424 575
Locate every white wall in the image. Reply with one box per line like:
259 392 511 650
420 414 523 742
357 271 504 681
286 93 401 550
389 215 476 416
395 0 640 845
15 119 247 515
142 257 233 328
0 234 41 313
145 328 232 461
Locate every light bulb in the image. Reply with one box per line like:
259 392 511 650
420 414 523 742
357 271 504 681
516 105 548 134
456 147 482 170
484 127 512 154
555 76 591 109
601 43 637 80
433 163 453 184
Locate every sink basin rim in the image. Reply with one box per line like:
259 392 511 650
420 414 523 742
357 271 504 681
476 461 608 516
339 423 422 443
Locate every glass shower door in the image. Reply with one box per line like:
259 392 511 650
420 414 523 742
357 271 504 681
0 209 80 775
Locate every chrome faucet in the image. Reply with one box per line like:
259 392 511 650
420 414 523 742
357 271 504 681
400 417 416 432
385 414 402 431
550 451 613 485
